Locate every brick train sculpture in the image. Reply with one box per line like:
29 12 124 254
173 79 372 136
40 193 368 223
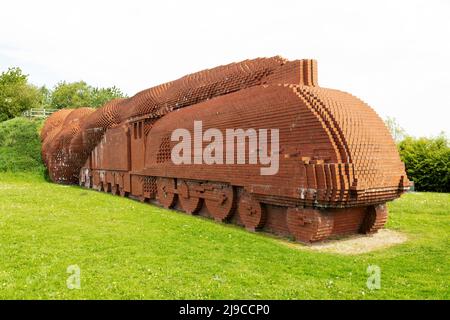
41 56 410 242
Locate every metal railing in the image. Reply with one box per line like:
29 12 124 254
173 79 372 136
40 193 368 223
22 108 58 119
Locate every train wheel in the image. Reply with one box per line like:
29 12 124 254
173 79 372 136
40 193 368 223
286 207 334 242
205 184 234 222
119 187 128 197
360 204 388 234
238 191 265 231
111 184 119 195
177 180 202 214
157 177 177 208
102 183 111 193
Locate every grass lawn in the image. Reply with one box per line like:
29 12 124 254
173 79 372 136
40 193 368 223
0 172 448 299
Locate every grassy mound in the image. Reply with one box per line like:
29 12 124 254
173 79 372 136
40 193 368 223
0 173 448 299
0 117 44 173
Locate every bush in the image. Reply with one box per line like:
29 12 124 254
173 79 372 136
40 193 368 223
0 117 44 173
398 135 450 192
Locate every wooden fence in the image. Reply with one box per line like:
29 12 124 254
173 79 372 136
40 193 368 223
22 108 58 119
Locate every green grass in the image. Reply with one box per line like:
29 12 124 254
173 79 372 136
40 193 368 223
0 117 44 173
0 172 448 299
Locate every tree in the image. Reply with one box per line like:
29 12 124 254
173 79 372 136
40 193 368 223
385 116 407 143
38 85 52 109
0 67 43 122
50 81 93 109
90 86 126 108
50 81 127 109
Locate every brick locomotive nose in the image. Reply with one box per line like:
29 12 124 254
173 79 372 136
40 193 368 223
292 85 410 207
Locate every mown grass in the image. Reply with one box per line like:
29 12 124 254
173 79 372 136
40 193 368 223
0 172 448 299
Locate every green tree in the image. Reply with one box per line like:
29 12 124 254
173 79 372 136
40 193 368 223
0 67 43 122
50 81 127 109
50 81 93 109
385 116 407 143
38 85 52 109
90 86 126 108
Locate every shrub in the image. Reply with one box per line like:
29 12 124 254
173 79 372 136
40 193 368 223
0 117 44 172
398 135 450 192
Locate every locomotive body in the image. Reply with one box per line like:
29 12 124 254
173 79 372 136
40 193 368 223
42 57 409 242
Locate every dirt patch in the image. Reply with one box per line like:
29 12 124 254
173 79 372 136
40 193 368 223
284 229 408 255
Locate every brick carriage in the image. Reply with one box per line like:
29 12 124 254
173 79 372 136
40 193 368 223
41 57 409 242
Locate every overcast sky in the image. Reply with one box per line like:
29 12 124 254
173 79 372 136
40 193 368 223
0 0 448 137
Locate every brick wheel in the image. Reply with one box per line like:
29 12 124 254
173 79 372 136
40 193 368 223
157 177 177 208
177 180 202 214
119 187 128 197
205 184 234 222
360 204 388 234
238 192 265 231
102 182 111 193
286 207 334 242
94 182 102 192
79 169 90 188
111 184 119 195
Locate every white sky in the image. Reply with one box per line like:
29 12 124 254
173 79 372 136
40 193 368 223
0 0 448 137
